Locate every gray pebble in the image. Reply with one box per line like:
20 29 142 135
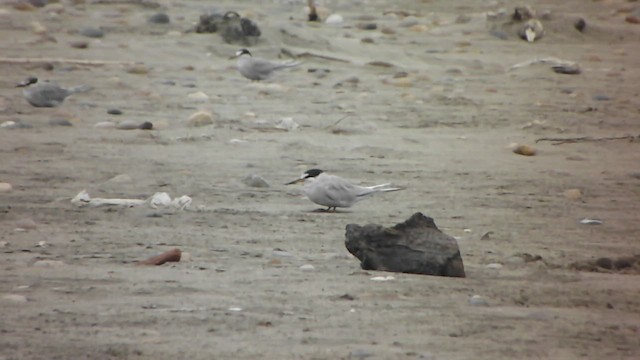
242 174 270 188
116 120 140 130
49 118 73 126
148 13 170 24
592 94 611 101
469 294 490 307
399 17 419 27
107 108 123 115
139 121 153 130
349 349 373 359
80 27 104 38
356 23 377 30
1 120 31 129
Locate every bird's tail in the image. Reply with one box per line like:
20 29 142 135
365 183 404 193
67 84 94 94
276 61 301 70
358 184 404 197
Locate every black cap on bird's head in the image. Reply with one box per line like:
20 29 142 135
303 169 324 178
16 76 38 88
233 48 252 58
285 169 324 185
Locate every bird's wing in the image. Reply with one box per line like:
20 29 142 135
311 175 359 207
248 58 283 73
252 58 298 72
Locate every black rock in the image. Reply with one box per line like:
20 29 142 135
148 13 170 24
574 18 586 32
107 108 123 115
49 118 73 126
195 11 260 46
80 27 104 38
345 212 466 277
139 121 153 130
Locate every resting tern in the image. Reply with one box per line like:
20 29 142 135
230 49 300 81
285 169 403 211
16 76 92 107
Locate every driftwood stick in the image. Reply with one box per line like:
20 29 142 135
0 57 137 66
535 135 638 145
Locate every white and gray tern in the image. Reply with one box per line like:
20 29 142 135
16 77 92 108
286 169 402 211
231 48 299 81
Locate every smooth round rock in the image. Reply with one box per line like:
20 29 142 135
0 182 12 192
116 120 140 130
325 14 343 24
512 144 537 156
69 40 88 49
187 111 214 127
80 27 104 38
299 264 315 271
242 174 270 188
469 295 490 307
187 91 209 101
49 118 72 126
148 13 170 24
107 108 123 115
95 121 116 129
564 189 582 200
139 121 153 130
356 23 377 30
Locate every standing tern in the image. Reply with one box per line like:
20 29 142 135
285 169 403 211
230 48 300 81
16 76 92 107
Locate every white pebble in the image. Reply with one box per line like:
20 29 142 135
2 294 27 303
370 275 395 281
228 307 242 312
187 91 209 101
0 121 16 128
95 121 116 129
469 294 490 307
149 192 172 208
486 263 503 269
272 250 292 257
325 13 344 24
275 117 299 131
0 182 12 192
187 110 214 127
299 264 315 271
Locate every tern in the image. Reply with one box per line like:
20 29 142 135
230 49 300 81
16 77 92 107
285 169 403 211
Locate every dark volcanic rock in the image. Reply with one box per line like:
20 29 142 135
194 11 260 46
345 212 465 277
